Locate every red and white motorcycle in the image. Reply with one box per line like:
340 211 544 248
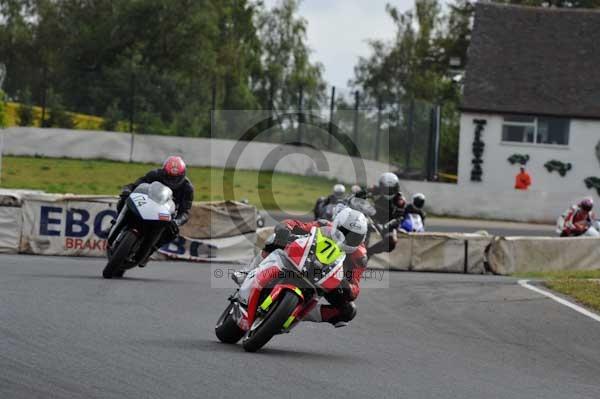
215 226 346 352
556 210 600 237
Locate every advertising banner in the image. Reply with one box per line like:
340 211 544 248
19 197 257 262
20 199 118 256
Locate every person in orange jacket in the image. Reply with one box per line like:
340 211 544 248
515 167 532 190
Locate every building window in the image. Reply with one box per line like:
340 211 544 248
502 115 569 146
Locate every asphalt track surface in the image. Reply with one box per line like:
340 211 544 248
2 255 599 399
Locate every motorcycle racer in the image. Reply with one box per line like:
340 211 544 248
560 197 596 237
366 172 406 257
313 183 346 220
234 208 368 327
116 156 194 253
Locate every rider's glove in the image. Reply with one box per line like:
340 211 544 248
120 188 131 199
273 226 291 248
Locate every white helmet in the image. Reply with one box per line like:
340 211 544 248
333 184 346 199
332 207 368 253
378 172 400 199
351 184 362 194
412 193 426 209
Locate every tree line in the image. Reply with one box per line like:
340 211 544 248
0 0 325 135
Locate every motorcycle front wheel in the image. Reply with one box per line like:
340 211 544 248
102 230 137 279
215 302 245 344
242 291 299 353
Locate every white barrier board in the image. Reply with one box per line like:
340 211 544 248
0 207 22 253
488 236 600 275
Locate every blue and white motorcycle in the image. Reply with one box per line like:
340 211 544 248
102 182 176 279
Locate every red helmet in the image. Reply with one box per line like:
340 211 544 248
579 197 594 212
161 156 186 188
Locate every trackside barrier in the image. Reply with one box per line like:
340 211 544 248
3 188 600 273
0 207 21 253
6 191 257 262
487 236 600 275
0 189 47 253
368 233 491 274
180 201 256 239
255 227 275 255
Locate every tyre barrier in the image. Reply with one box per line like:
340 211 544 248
367 232 491 274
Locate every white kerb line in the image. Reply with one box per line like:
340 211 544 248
518 279 600 323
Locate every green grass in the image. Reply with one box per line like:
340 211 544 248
514 269 600 313
514 270 600 280
0 156 335 211
546 280 600 312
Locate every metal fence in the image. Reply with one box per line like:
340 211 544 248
5 67 456 180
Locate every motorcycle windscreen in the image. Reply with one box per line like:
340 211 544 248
148 181 173 205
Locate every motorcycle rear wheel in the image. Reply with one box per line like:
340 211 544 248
242 291 299 353
102 231 137 279
215 302 245 344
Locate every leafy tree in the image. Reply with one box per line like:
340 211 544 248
0 0 326 137
256 1 325 110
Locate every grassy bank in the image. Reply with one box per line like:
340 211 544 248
515 270 600 313
0 156 335 211
545 279 600 312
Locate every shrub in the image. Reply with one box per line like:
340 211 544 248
17 89 35 126
0 90 6 128
45 91 75 129
101 100 123 131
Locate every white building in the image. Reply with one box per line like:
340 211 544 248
447 3 600 222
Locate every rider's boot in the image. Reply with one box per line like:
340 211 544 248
303 306 348 328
